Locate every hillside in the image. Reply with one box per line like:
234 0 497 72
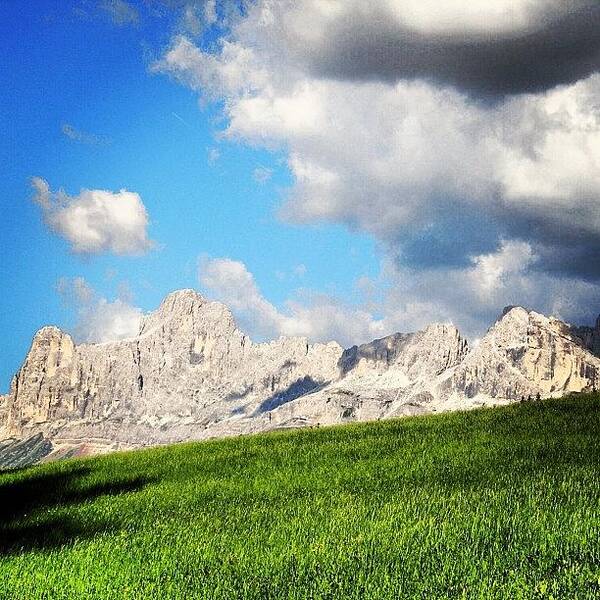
1 395 599 599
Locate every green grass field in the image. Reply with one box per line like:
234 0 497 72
1 395 599 599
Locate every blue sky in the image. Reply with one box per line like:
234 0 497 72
0 1 380 391
2 1 600 392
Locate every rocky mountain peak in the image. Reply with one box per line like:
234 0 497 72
2 292 600 460
138 288 237 341
497 305 530 325
500 304 527 317
22 325 75 373
34 324 68 338
142 288 207 322
448 304 600 403
160 288 206 307
338 322 467 377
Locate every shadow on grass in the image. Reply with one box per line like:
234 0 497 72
0 465 153 555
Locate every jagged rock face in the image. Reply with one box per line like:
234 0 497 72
255 309 600 431
0 434 53 470
340 324 468 379
1 290 342 445
259 324 470 430
443 307 600 405
2 291 600 460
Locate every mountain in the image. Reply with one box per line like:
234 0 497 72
1 290 599 463
0 290 341 453
253 306 600 432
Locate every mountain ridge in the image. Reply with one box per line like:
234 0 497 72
1 290 599 462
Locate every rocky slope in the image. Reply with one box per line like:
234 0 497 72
446 307 599 403
252 323 470 433
1 290 599 464
249 307 600 432
0 290 341 449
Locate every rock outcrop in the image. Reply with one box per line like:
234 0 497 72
253 308 600 430
0 290 342 448
442 307 600 407
1 290 599 463
0 434 53 470
259 324 470 431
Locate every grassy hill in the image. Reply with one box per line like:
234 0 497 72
1 395 599 599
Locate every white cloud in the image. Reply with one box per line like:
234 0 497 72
198 256 386 346
56 277 143 344
375 242 600 338
181 1 218 34
62 123 110 145
100 0 138 26
157 1 600 332
204 0 217 26
381 0 567 34
198 249 600 346
32 177 154 255
77 298 142 344
199 256 284 339
470 241 537 300
56 276 95 305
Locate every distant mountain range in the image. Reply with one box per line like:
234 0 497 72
1 289 599 465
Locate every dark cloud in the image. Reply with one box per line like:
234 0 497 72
306 3 600 99
393 205 502 269
393 202 600 281
498 210 600 280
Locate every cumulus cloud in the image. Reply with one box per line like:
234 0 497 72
379 243 600 339
32 177 154 255
199 256 285 339
199 250 600 346
56 277 143 343
158 1 600 334
198 256 386 346
155 5 600 267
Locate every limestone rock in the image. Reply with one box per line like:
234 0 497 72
254 308 600 430
442 307 600 408
1 290 599 460
0 290 342 446
256 323 469 429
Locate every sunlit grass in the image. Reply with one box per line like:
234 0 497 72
1 395 599 599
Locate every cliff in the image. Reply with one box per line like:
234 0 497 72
2 291 599 461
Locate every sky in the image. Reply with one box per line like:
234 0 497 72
1 0 600 392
